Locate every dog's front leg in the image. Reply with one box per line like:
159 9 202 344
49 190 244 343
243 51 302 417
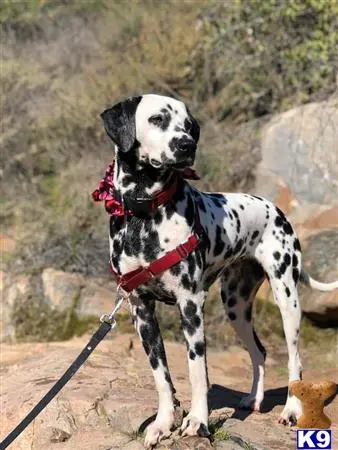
130 295 177 449
178 293 210 437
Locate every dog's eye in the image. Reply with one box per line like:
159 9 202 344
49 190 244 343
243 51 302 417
149 115 163 126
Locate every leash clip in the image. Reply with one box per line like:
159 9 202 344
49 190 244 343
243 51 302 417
100 293 125 326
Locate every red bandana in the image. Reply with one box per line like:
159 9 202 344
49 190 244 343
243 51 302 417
92 163 125 216
92 163 200 216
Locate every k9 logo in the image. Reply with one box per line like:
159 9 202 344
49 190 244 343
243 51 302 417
296 430 332 449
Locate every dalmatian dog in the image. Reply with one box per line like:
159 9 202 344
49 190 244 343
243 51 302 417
99 94 338 449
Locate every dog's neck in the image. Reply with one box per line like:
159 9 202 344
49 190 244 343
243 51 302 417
113 151 173 199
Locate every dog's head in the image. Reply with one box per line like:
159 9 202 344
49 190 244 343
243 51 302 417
101 94 200 169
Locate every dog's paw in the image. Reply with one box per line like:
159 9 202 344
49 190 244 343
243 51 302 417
144 420 172 449
180 415 210 438
278 396 303 427
239 393 263 411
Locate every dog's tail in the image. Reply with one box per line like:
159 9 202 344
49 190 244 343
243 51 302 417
300 270 338 292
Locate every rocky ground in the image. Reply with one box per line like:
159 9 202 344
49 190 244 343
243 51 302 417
1 333 337 450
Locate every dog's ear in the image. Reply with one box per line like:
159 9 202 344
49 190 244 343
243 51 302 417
101 96 142 152
187 109 200 143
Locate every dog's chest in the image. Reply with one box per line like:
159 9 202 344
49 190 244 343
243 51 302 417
108 203 193 276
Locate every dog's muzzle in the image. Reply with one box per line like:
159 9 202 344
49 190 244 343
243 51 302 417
170 136 197 155
170 136 197 168
177 137 197 153
176 136 197 153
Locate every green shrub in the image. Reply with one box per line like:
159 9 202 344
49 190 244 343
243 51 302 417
191 0 338 121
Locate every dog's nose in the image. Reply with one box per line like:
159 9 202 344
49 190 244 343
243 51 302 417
178 138 196 153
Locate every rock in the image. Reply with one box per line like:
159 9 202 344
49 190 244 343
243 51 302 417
1 268 117 342
108 431 133 448
76 279 116 318
299 229 338 325
299 206 338 231
255 98 338 208
0 271 30 342
222 418 294 450
215 442 245 450
49 427 71 443
173 436 213 449
42 268 85 311
121 442 145 450
41 268 117 317
1 334 337 450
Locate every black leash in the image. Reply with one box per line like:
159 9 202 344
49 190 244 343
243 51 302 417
0 298 124 450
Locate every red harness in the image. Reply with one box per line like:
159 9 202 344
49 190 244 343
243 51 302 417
92 163 203 295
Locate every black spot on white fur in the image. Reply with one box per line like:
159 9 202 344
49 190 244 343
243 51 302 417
181 300 201 335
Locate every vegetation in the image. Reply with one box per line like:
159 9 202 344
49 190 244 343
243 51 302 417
208 418 231 441
1 0 337 343
11 281 98 341
194 0 338 121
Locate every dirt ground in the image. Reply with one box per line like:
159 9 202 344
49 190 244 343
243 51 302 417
1 332 337 450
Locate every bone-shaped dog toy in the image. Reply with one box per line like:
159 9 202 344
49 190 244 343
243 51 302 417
290 380 337 429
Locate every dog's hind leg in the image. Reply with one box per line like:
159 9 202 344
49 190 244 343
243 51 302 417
129 295 177 449
221 260 266 411
178 292 210 438
256 235 303 426
266 275 303 425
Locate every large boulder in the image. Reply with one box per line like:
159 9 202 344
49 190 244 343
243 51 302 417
77 279 117 318
42 269 85 311
255 97 338 209
299 229 338 325
41 268 116 318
